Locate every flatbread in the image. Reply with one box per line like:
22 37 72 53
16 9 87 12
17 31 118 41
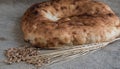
21 0 120 48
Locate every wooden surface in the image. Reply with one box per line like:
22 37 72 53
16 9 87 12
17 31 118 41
0 0 120 69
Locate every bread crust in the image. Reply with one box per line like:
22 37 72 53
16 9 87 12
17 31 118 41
21 0 120 48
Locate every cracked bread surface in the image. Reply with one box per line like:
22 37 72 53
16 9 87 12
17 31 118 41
21 0 120 48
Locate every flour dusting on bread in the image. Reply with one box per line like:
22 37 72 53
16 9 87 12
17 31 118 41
42 10 60 21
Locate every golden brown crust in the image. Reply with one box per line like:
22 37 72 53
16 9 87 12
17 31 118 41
21 0 120 48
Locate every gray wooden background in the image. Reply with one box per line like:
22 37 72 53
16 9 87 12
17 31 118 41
0 0 120 69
